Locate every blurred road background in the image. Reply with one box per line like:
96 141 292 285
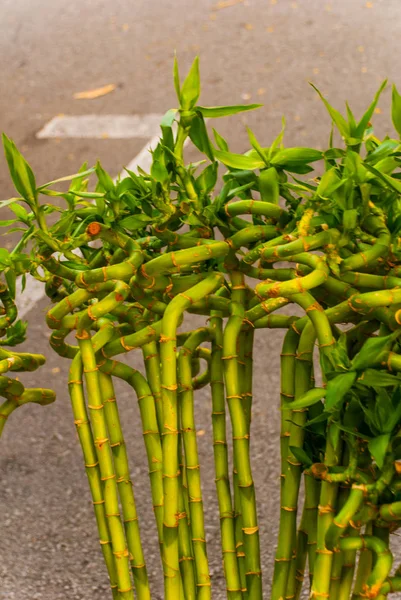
1 0 400 598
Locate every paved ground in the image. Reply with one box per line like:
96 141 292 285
1 0 401 598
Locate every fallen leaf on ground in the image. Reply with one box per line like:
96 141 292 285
197 430 206 436
213 0 244 9
52 367 61 374
73 84 117 100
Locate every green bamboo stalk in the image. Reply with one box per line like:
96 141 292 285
271 328 299 600
177 449 197 600
224 199 283 221
98 370 151 599
160 273 224 599
223 270 262 599
209 303 243 600
0 387 55 437
310 427 342 600
293 473 320 600
68 353 120 599
178 327 212 598
77 335 134 599
283 321 315 600
97 358 164 559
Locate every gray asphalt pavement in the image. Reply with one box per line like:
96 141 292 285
1 0 401 598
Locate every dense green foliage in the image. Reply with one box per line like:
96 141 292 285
4 58 401 598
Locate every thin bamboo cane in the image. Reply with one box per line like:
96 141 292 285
98 370 151 599
68 353 120 600
178 327 212 597
209 303 243 600
223 269 262 599
77 335 134 599
160 273 224 599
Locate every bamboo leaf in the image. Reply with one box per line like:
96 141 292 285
355 79 387 138
36 167 95 191
325 371 357 412
270 147 323 167
95 162 115 192
213 148 265 170
359 369 401 388
258 167 279 203
2 134 36 204
392 84 401 137
351 333 397 371
190 113 214 161
247 127 269 165
196 104 262 118
283 387 326 410
173 55 181 103
368 433 390 469
180 56 200 111
310 84 350 139
289 446 313 468
213 128 229 151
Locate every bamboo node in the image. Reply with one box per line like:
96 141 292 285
242 526 259 535
101 474 116 481
93 500 105 506
161 384 178 391
318 504 336 514
233 434 250 440
88 403 104 410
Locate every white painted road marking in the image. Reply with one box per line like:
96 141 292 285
36 114 164 139
18 126 189 318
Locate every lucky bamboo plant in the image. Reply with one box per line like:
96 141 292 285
4 57 401 599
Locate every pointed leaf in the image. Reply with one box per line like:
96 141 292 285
258 167 279 204
190 113 214 161
325 371 357 412
95 162 114 192
310 84 350 139
283 387 326 410
173 55 181 103
270 147 323 167
213 128 229 151
346 102 357 134
289 446 313 468
359 369 401 388
355 80 387 138
180 57 200 111
151 160 169 183
247 127 269 165
385 386 401 433
351 333 398 371
368 433 390 468
196 104 262 118
36 167 95 191
268 117 286 160
213 149 265 170
2 134 36 203
392 84 401 137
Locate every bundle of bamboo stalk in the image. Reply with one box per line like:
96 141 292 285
3 59 401 599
